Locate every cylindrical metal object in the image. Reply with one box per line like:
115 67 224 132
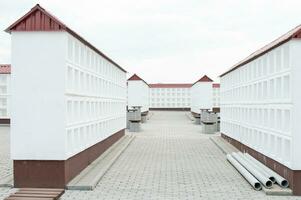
226 154 262 191
240 152 276 183
244 153 289 188
232 152 273 189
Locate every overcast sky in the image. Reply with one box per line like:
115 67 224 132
1 0 301 83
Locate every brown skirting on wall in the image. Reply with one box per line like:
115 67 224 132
141 111 149 116
221 133 301 196
212 107 220 113
150 107 190 111
13 129 125 188
190 111 200 118
0 118 10 124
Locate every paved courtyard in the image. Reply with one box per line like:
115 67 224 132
1 111 301 199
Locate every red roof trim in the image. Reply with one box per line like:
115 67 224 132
192 75 213 86
197 75 213 82
0 64 11 74
127 74 149 86
212 83 220 88
5 4 127 73
5 4 66 32
220 24 301 77
149 83 192 88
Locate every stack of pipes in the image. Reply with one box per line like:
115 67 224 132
227 152 289 191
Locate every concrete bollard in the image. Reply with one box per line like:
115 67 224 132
202 123 216 134
141 116 147 123
129 121 141 132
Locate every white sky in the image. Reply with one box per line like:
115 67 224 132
1 0 301 83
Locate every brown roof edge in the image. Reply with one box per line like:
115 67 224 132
5 4 127 73
192 75 213 86
0 64 11 74
149 83 193 88
127 73 149 86
212 83 220 88
220 24 301 77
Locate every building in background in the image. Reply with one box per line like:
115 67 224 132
220 25 301 195
127 74 149 114
149 83 192 110
7 4 127 188
0 64 11 124
212 83 220 113
190 75 213 115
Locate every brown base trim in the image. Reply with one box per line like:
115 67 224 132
212 107 220 113
221 133 301 196
190 111 200 118
0 118 10 124
141 111 149 116
14 129 125 188
150 107 190 111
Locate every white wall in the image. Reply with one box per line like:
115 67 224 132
11 31 127 160
220 39 301 170
65 33 127 159
127 80 149 113
290 39 301 170
150 87 190 108
190 82 213 114
212 86 220 108
11 32 66 160
0 74 10 118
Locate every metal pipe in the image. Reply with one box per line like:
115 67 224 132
237 152 276 183
226 154 262 191
244 153 289 188
232 152 273 189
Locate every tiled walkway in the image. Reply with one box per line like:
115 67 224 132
61 111 301 200
1 112 301 199
0 126 14 199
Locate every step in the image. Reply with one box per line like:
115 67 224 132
66 135 135 190
210 136 239 154
4 188 64 200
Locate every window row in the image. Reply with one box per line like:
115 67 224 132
67 66 125 99
151 98 190 102
66 117 125 155
221 43 290 90
0 108 8 117
222 121 291 165
66 99 125 125
151 92 190 96
0 75 8 84
151 103 190 107
0 86 8 94
151 88 190 92
67 35 125 85
221 75 290 103
0 98 8 107
222 107 291 135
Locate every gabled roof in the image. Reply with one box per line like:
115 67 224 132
0 64 11 74
220 24 301 77
192 75 213 86
5 4 127 73
149 83 192 88
197 75 213 82
127 74 149 86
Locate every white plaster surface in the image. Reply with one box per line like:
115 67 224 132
127 80 149 113
191 82 213 113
